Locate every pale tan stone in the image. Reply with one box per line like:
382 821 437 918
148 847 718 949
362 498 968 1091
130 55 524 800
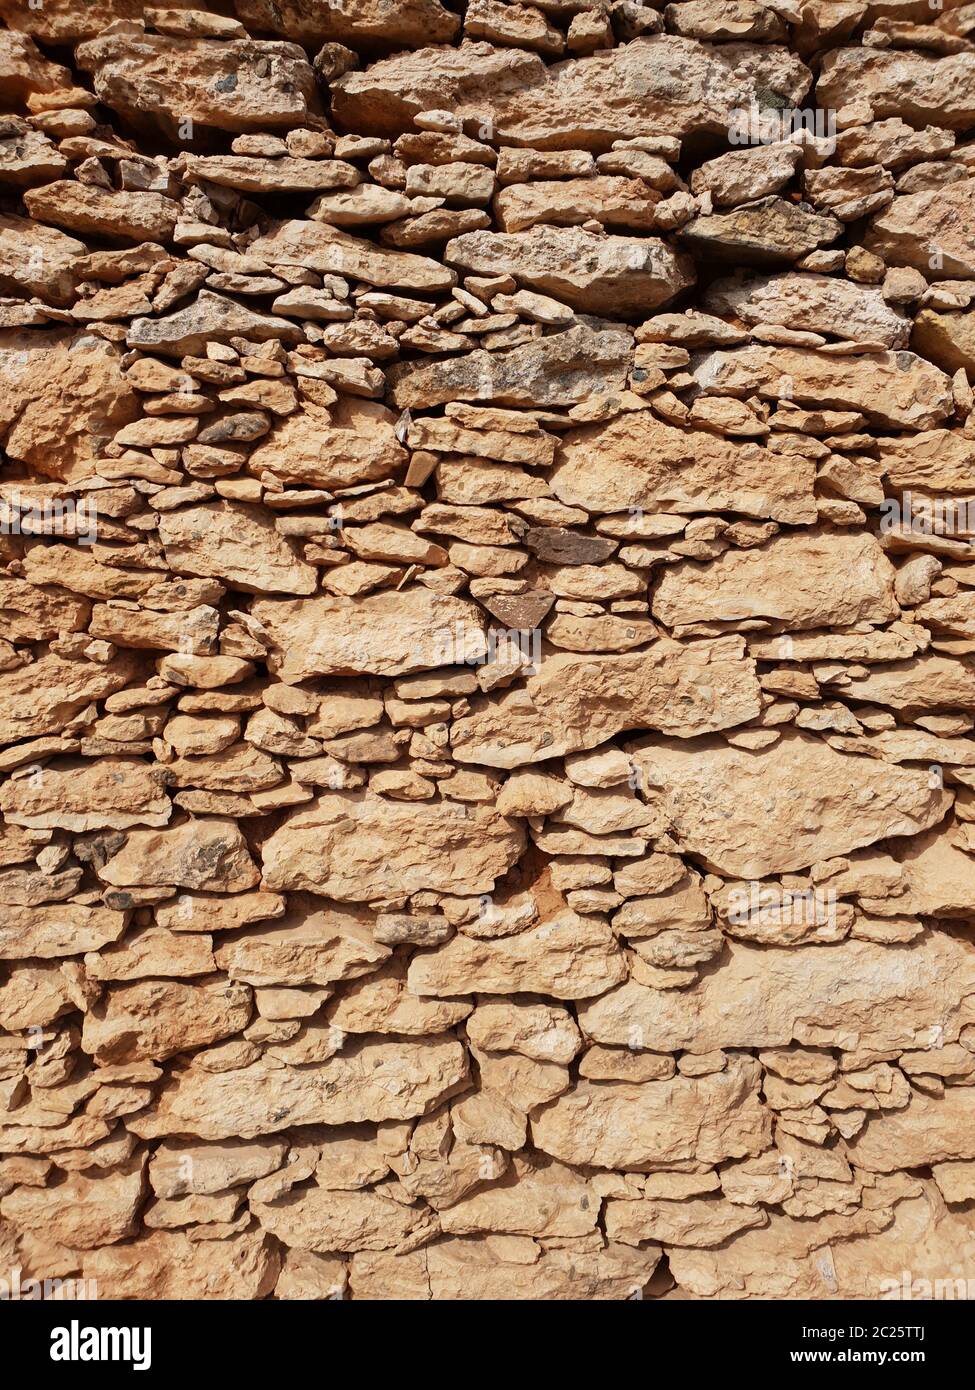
453 639 762 768
628 730 950 877
0 757 170 830
128 1039 470 1139
531 1057 771 1170
579 931 975 1053
551 409 816 523
409 912 626 1000
262 791 523 900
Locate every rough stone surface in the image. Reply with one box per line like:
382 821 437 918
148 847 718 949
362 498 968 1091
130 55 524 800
2 0 974 1309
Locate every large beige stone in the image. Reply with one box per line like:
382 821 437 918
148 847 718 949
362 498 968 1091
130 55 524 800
495 176 660 233
705 271 910 348
214 903 390 988
99 819 260 891
531 1056 771 1169
605 1196 767 1248
333 36 811 146
388 322 632 409
261 792 524 899
159 502 317 596
865 178 975 279
350 1236 660 1300
76 28 317 136
248 219 455 292
252 588 486 682
668 1187 973 1299
850 1089 975 1172
0 328 138 480
0 757 170 830
83 1231 279 1300
652 530 897 630
237 0 459 45
0 902 127 959
691 344 953 430
0 651 140 745
439 1160 598 1237
445 225 693 316
254 1186 433 1253
627 730 951 877
82 977 254 1062
819 49 975 131
408 912 626 1000
551 408 816 523
246 400 406 490
0 216 86 305
128 1039 470 1139
578 931 975 1053
452 639 762 768
1 1160 144 1249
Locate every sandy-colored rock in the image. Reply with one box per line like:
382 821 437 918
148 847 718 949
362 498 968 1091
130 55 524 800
653 530 897 630
865 178 975 278
128 290 302 358
0 650 140 745
350 1236 660 1300
76 28 316 137
0 215 85 305
439 1159 597 1237
83 1230 279 1300
819 48 975 131
668 1187 971 1299
579 931 975 1053
0 902 127 959
628 730 950 877
388 321 632 409
705 271 910 348
128 1038 470 1139
253 588 486 682
465 1000 581 1063
551 408 816 523
911 308 975 374
24 182 179 243
149 1137 287 1199
0 757 170 830
237 0 459 46
246 402 406 489
409 912 626 1000
531 1056 771 1170
249 219 455 292
82 977 253 1062
691 343 953 430
0 29 72 101
0 328 138 480
850 1088 975 1172
159 502 317 595
495 177 659 233
446 225 693 316
254 1185 433 1253
606 1195 766 1248
1 1160 144 1249
99 819 260 891
333 36 811 147
214 904 390 988
262 791 523 899
453 639 761 767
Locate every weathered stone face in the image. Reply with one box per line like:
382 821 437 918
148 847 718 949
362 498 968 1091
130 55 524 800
3 0 975 1309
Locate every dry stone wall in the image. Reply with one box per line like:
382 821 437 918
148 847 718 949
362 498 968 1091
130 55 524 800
1 0 975 1302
